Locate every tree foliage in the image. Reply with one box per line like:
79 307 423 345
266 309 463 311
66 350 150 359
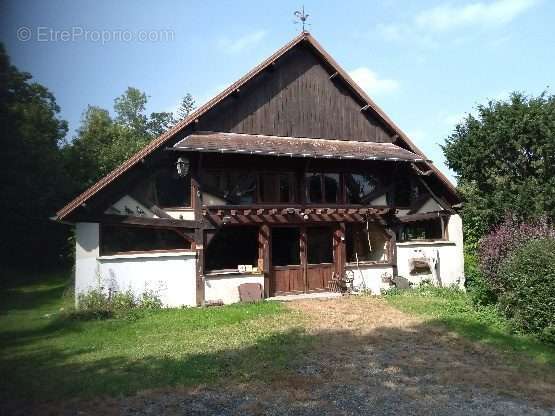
0 43 70 270
0 43 196 273
498 238 555 342
442 92 555 247
177 93 195 119
64 87 177 190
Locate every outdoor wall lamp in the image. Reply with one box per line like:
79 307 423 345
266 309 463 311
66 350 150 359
176 157 190 177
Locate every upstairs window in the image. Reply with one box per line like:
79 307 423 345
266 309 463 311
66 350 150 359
203 171 257 205
305 173 340 204
100 225 191 256
345 173 379 204
155 167 191 207
259 173 293 203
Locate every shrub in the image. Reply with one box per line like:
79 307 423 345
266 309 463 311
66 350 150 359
465 250 497 306
111 290 137 311
498 238 555 341
74 287 162 320
139 290 163 309
478 215 555 296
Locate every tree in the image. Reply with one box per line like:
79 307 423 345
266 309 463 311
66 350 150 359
442 91 555 248
0 43 70 271
177 93 195 119
65 87 179 189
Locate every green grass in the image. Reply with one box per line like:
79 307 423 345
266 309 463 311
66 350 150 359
0 271 311 402
384 286 555 367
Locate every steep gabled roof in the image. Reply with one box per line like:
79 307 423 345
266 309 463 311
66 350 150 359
56 31 457 220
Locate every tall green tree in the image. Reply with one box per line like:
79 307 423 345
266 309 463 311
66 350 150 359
177 93 195 119
65 87 178 190
0 43 70 271
442 91 555 248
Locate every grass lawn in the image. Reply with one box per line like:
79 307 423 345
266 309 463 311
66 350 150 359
0 270 311 402
2 271 554 406
384 286 555 367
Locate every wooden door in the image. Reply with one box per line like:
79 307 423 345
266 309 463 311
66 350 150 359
269 225 336 296
270 227 303 295
305 227 335 292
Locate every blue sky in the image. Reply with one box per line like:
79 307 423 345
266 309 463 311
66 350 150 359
1 0 554 182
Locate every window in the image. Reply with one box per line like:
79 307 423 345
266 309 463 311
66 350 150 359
346 223 388 263
100 225 191 256
271 228 300 266
155 167 191 207
203 171 257 205
305 173 340 204
397 218 444 241
392 178 411 207
260 173 292 203
307 227 333 264
345 173 379 204
205 226 259 271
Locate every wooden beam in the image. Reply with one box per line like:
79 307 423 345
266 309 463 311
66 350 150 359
194 228 205 306
93 214 202 229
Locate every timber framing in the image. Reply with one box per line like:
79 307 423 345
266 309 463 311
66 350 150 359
55 31 459 222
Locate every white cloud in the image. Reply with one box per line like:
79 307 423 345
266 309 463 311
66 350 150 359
415 0 538 32
348 67 400 96
377 0 538 44
218 30 267 54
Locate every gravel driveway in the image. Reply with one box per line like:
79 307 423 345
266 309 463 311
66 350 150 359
26 297 555 415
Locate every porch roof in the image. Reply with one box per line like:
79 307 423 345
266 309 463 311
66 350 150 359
171 132 427 163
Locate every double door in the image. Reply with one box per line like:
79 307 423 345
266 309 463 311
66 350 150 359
269 226 336 296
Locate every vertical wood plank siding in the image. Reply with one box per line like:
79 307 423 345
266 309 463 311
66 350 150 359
198 46 393 143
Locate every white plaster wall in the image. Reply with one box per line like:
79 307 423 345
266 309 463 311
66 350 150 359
107 195 156 217
97 253 197 307
75 222 101 304
396 214 465 288
205 273 264 304
346 264 394 295
165 209 196 220
74 222 197 307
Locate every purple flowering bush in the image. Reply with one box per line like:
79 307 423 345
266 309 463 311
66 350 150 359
478 216 555 295
476 216 555 341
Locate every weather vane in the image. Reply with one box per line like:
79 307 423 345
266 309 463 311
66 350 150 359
294 6 310 32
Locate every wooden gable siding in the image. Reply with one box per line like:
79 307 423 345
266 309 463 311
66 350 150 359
197 45 393 142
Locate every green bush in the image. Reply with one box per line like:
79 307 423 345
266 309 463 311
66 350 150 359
498 238 555 341
74 287 162 320
139 290 162 309
464 250 497 306
111 290 137 311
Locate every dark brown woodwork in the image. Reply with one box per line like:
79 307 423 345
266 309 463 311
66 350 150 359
306 264 334 292
271 266 304 295
91 214 202 229
194 228 205 306
196 46 393 143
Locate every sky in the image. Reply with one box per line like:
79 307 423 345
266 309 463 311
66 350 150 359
1 0 554 183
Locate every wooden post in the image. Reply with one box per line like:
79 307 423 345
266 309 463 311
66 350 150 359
385 228 398 277
258 224 271 298
300 226 308 293
192 153 205 306
194 228 205 306
335 222 346 279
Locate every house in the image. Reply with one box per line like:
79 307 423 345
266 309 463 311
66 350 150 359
56 32 464 307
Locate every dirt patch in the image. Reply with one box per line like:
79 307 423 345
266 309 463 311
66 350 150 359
8 296 555 415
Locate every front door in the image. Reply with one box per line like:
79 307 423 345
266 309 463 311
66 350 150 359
305 227 335 292
269 225 335 296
